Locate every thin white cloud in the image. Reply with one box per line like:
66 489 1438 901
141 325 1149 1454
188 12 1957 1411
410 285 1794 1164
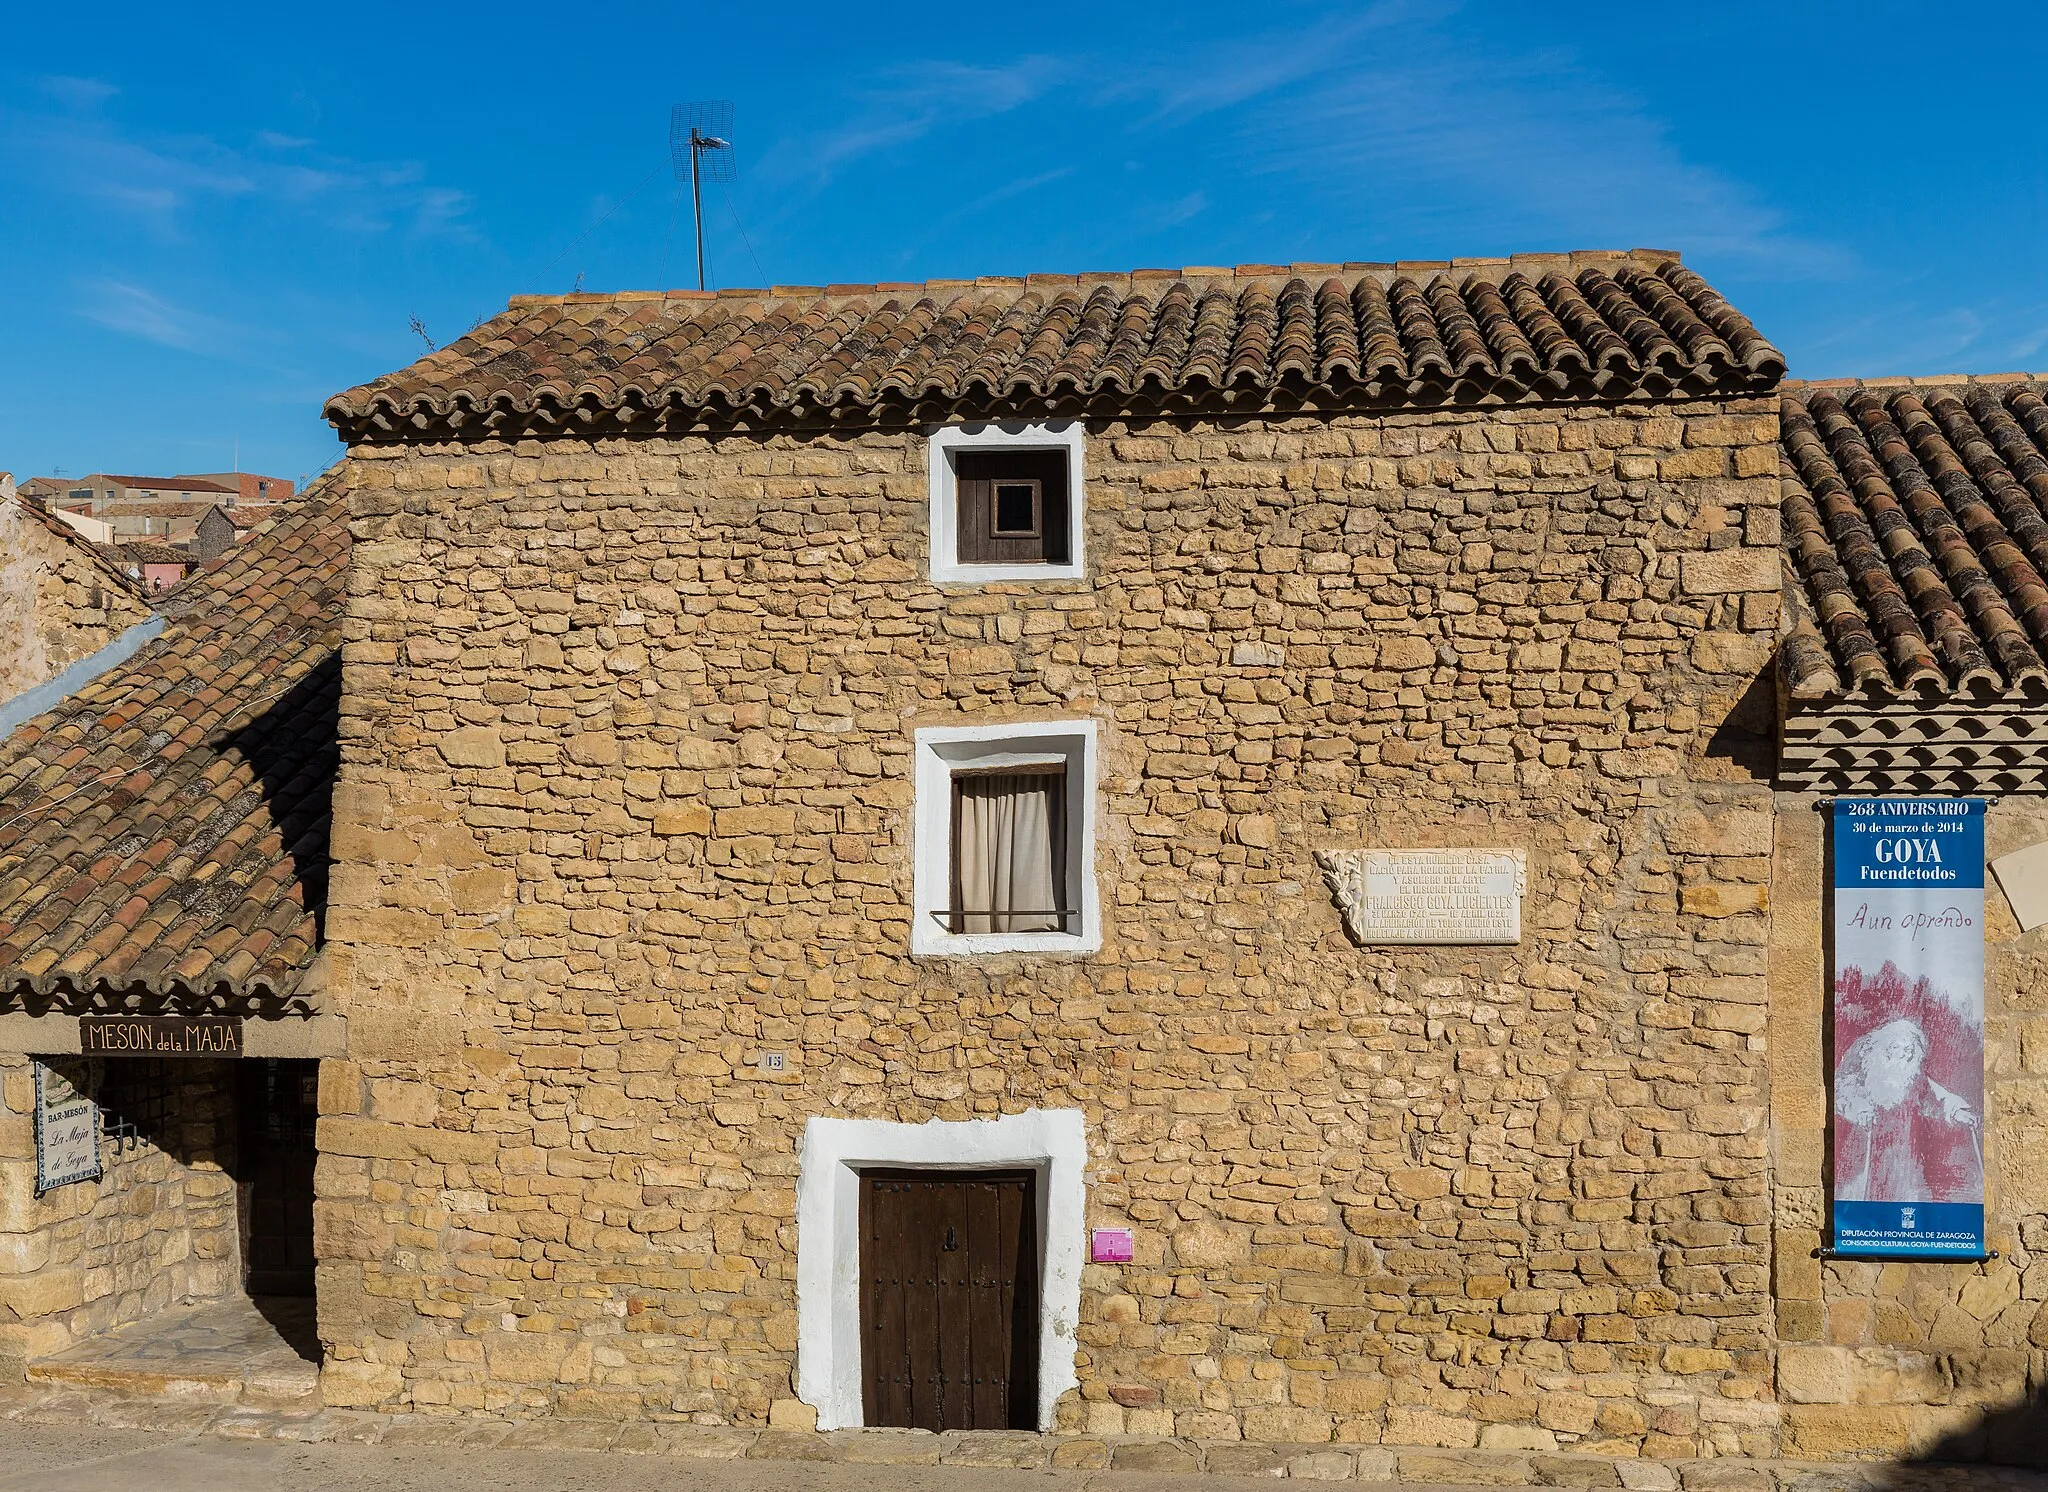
1153 190 1207 230
38 75 117 109
1094 8 1841 275
0 104 475 242
744 6 1837 283
1110 1 1423 126
884 166 1078 268
1804 291 2048 377
770 55 1066 180
74 279 237 353
954 167 1075 220
2008 319 2048 363
1254 47 1839 272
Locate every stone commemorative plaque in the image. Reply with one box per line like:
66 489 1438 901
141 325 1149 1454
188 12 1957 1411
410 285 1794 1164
1316 848 1525 945
79 1016 243 1056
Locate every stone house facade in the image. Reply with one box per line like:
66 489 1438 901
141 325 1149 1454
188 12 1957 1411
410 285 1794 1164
306 251 1793 1452
5 251 2048 1466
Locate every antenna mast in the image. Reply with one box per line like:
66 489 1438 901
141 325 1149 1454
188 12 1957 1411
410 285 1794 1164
670 102 735 292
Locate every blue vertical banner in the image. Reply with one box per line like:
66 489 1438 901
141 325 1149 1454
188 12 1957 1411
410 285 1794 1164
1831 798 1986 1258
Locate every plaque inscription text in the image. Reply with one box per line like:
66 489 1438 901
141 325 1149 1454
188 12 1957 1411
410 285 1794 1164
1316 848 1525 945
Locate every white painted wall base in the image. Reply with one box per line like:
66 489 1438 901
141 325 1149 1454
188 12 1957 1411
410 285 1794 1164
794 1108 1087 1431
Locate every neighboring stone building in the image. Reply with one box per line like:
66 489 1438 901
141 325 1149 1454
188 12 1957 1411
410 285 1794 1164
0 477 154 704
8 252 2048 1470
1775 377 2048 1464
0 487 343 1365
193 505 239 562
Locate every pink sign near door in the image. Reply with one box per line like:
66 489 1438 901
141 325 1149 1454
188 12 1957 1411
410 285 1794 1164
1090 1228 1134 1263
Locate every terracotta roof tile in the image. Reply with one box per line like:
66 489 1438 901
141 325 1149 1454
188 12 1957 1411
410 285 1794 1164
326 251 1782 441
0 480 345 1002
1781 377 2048 699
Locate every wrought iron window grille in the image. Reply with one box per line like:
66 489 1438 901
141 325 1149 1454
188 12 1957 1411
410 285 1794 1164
931 908 1078 931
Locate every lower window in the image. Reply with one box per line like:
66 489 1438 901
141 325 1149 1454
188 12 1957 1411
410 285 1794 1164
913 722 1099 955
950 769 1067 934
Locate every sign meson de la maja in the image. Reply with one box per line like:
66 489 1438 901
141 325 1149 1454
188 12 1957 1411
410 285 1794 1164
1316 847 1526 946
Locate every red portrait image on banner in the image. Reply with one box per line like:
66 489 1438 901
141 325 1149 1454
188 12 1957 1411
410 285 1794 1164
1832 961 1983 1205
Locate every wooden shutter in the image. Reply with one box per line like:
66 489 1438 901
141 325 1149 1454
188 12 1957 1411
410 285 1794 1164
954 450 1070 566
956 475 996 562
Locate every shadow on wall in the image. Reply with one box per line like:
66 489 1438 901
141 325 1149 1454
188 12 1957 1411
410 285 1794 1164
40 1054 224 1168
222 651 338 953
1882 1393 2048 1478
1702 662 1774 777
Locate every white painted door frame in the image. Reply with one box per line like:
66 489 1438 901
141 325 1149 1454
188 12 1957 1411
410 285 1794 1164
793 1109 1087 1431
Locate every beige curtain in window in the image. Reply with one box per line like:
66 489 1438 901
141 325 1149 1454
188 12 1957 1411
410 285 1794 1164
952 772 1067 933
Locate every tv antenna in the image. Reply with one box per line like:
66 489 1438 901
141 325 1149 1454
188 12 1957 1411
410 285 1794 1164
670 102 734 291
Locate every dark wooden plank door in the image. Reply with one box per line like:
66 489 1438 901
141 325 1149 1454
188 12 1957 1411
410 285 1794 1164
237 1058 318 1297
860 1169 1039 1430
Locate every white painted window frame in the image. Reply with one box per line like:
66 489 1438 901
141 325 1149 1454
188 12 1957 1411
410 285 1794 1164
911 720 1101 958
794 1109 1088 1432
926 419 1086 584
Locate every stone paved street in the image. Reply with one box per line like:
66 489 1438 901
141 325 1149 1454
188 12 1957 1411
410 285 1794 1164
0 1385 2044 1492
0 1420 2036 1492
0 1425 1303 1492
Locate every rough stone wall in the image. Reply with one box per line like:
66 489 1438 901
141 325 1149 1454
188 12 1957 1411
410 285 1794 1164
0 1055 239 1366
1771 795 2048 1463
0 498 152 704
321 399 1782 1452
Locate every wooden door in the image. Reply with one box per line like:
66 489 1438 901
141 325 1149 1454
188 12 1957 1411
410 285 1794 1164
237 1058 318 1297
860 1169 1039 1430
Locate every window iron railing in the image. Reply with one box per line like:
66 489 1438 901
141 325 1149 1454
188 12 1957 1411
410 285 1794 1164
932 908 1078 932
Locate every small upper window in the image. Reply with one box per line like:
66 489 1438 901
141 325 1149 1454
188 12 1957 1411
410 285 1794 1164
928 421 1085 583
954 450 1069 567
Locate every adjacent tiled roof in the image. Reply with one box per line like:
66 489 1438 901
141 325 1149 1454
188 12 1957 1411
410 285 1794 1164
326 250 1783 441
12 497 152 604
109 541 193 567
97 475 234 493
1781 377 2048 700
0 481 345 1002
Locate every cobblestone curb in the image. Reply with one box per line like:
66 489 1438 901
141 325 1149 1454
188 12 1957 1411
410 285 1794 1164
1 1383 2042 1491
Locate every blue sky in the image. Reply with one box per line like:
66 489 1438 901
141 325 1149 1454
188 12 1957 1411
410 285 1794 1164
3 2 2045 485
